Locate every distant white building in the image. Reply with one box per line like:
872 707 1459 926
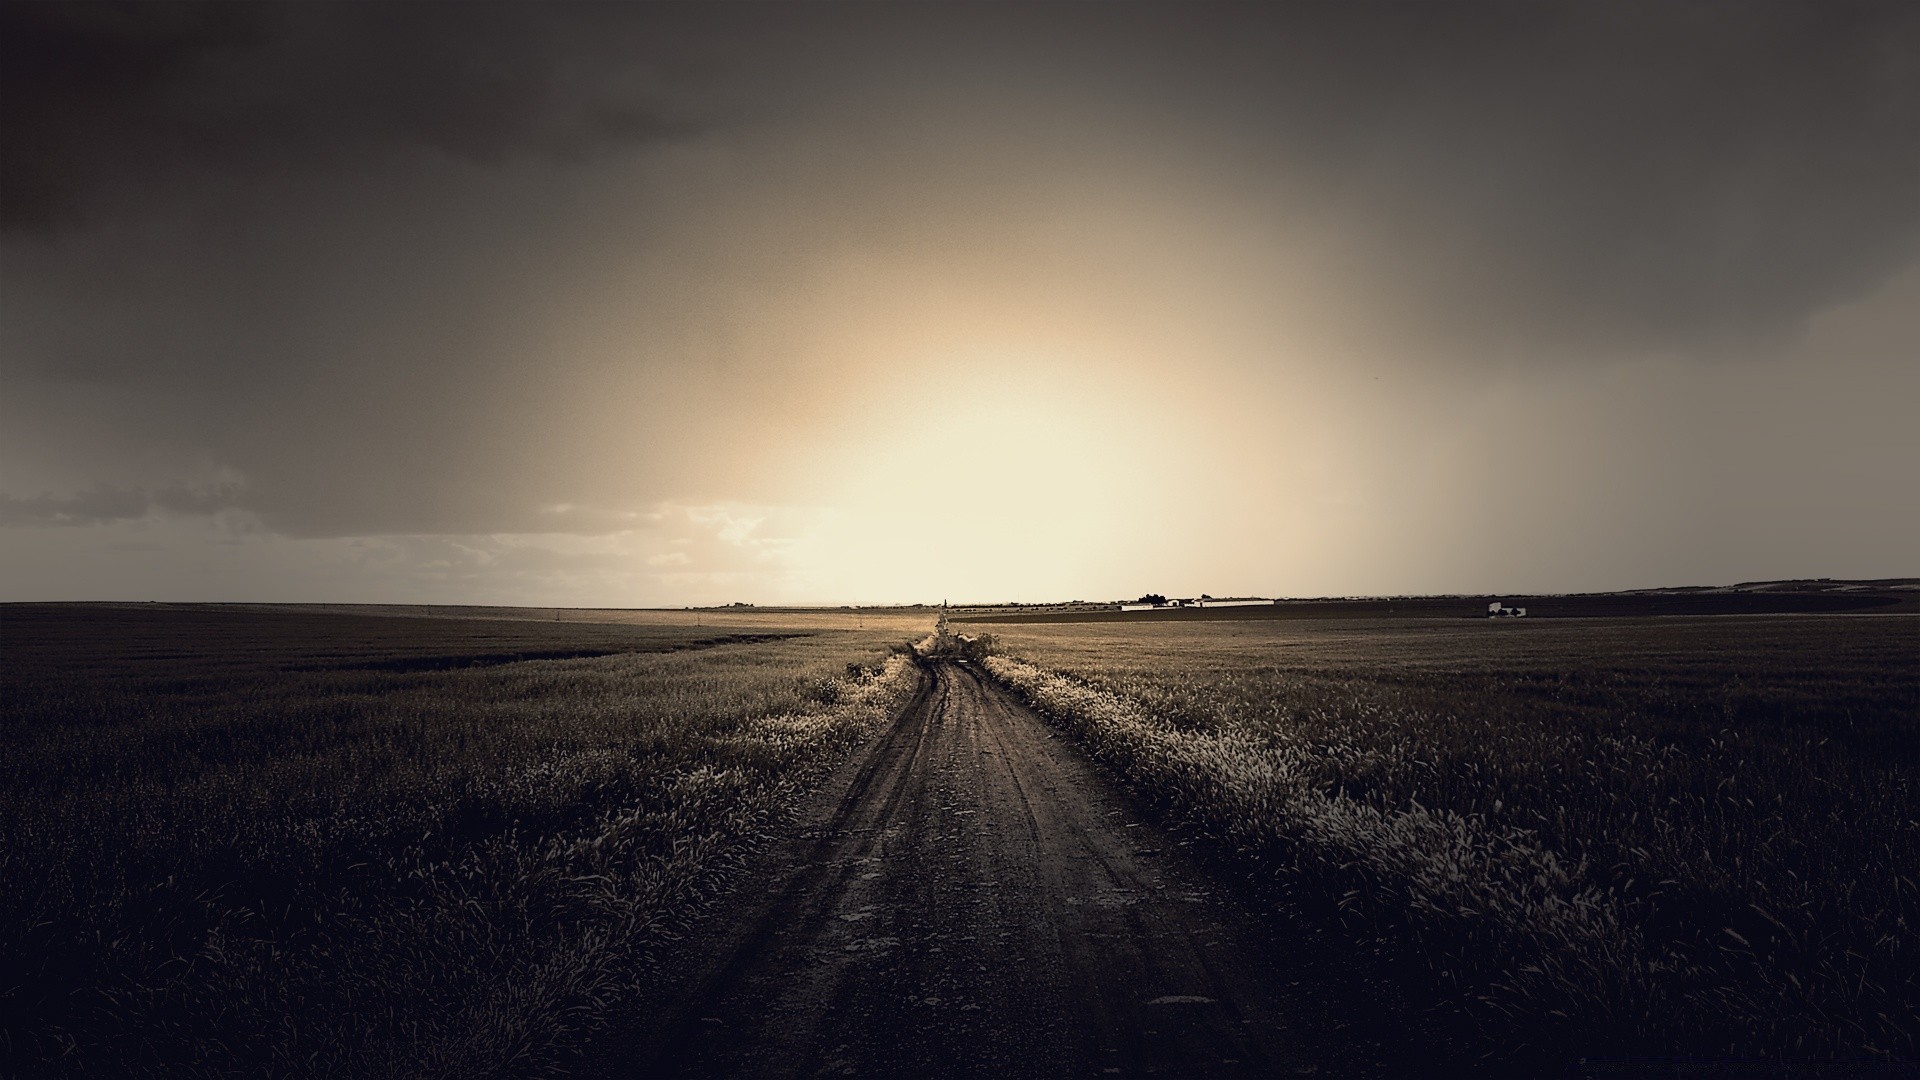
1488 601 1528 618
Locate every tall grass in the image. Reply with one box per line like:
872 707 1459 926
980 616 1918 1062
0 606 922 1077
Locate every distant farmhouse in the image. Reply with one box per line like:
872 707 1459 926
1488 601 1528 618
1121 593 1278 612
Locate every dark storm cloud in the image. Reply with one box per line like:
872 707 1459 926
975 0 1920 353
0 1 696 230
675 0 1920 354
1109 1 1920 351
3 1 1917 555
7 1 1916 344
0 479 246 527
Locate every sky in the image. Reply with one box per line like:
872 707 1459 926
3 1 1917 606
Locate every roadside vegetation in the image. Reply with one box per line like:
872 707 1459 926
0 605 922 1078
979 615 1918 1064
919 610 996 663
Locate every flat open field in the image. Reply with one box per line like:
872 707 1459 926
4 605 1914 1075
953 580 1920 623
0 604 925 1077
977 614 1920 1065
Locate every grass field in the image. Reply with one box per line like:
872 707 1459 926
0 604 926 1078
6 604 1912 1073
977 614 1919 1063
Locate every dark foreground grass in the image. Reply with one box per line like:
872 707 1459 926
981 615 1919 1067
0 605 922 1078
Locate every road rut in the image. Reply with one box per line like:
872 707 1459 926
580 659 1396 1078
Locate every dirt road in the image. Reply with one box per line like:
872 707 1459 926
580 660 1399 1078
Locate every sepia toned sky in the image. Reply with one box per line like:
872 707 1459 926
3 1 1917 605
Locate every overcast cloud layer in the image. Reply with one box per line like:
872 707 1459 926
3 1 1916 604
